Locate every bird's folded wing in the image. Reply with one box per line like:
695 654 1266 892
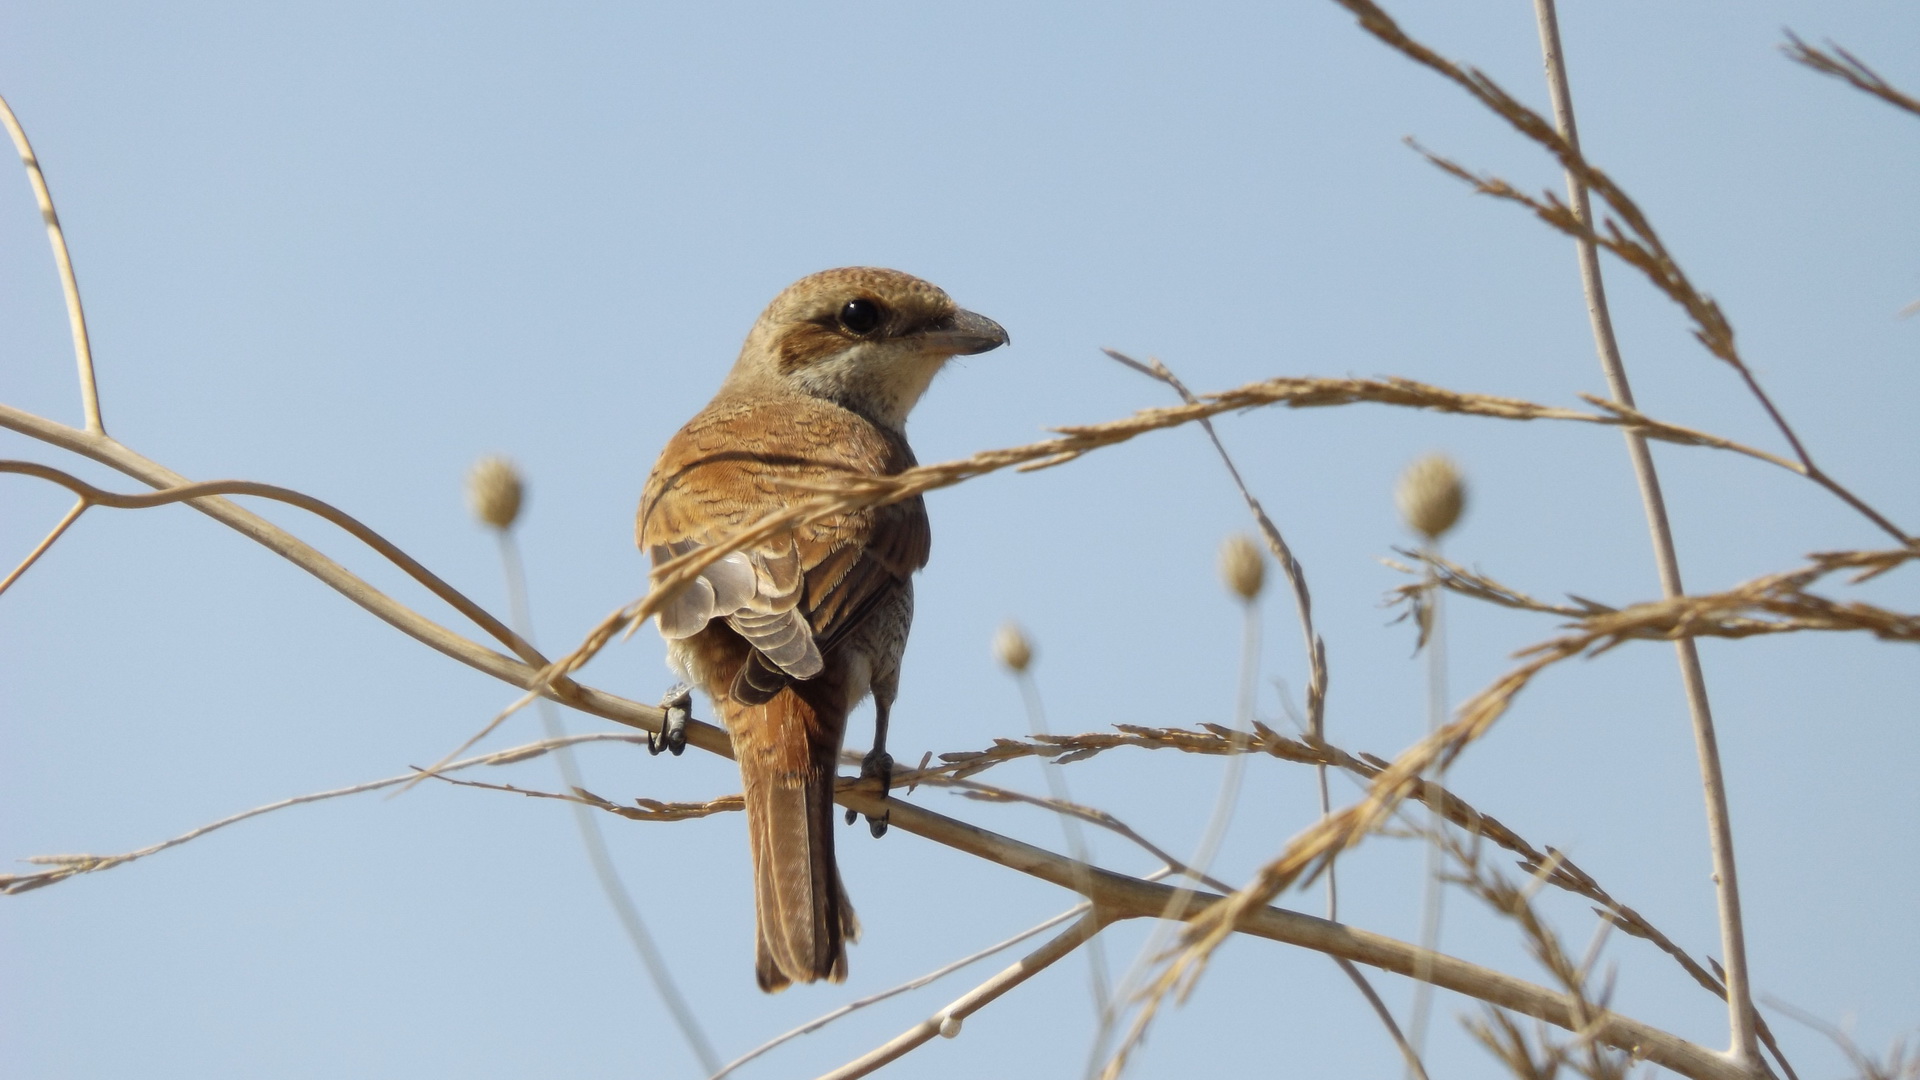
648 534 824 679
637 401 929 686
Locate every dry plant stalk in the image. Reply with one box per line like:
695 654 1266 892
8 344 1846 1078
1329 0 1906 548
1451 839 1634 1080
4 40 1909 1077
0 733 652 895
487 366 1820 760
1781 31 1920 119
1093 7 1913 1072
1131 545 1917 1034
0 93 101 433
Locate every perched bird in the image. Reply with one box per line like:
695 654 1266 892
636 267 1008 991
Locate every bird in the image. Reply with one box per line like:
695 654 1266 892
635 267 1008 991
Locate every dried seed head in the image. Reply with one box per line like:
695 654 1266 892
1219 533 1265 601
1396 454 1466 540
466 455 524 530
993 622 1033 673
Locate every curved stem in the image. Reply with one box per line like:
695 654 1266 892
494 531 719 1075
1530 1 1757 1068
0 95 103 434
0 428 563 694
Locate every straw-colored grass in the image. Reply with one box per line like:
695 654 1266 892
4 2 1916 1077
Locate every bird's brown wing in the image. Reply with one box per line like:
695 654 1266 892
637 397 928 700
731 494 929 703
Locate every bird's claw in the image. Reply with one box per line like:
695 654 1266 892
852 749 893 838
649 684 691 756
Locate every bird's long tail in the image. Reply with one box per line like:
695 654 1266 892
731 688 859 992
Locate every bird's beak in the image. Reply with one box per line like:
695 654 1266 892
922 308 1009 356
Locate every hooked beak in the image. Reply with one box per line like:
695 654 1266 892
922 308 1009 356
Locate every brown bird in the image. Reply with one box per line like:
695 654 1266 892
636 267 1008 991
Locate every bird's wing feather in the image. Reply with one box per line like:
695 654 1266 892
637 398 928 686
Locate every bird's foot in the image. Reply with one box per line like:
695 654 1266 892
844 748 894 838
649 684 691 756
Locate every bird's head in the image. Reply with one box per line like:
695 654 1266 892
726 267 1008 430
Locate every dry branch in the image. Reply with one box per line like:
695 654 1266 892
1332 0 1907 546
0 94 101 433
0 733 653 895
1138 542 1919 1057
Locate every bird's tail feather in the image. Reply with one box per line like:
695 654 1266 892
736 689 857 992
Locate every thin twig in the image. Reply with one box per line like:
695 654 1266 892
481 364 1821 746
1103 349 1429 1072
0 459 550 672
1765 998 1916 1080
1104 351 1330 740
2 351 1835 783
0 733 651 894
1531 3 1757 1065
1124 538 1918 1065
1330 0 1907 545
714 882 1175 1080
0 497 86 597
0 94 102 433
938 779 1233 893
1387 549 1607 622
4 697 1749 1080
819 912 1112 1080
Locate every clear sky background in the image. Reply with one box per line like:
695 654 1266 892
3 2 1916 1078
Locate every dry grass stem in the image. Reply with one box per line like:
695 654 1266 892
0 458 552 673
0 733 652 895
429 772 745 821
0 497 86 597
1331 0 1906 546
493 363 1811 754
1105 351 1331 741
2 347 1827 796
1781 32 1920 118
819 912 1112 1080
7 20 1904 1074
1767 999 1917 1080
1107 355 1420 1075
936 778 1234 893
714 895 1118 1079
1120 540 1918 1063
1387 549 1608 629
2 642 1748 1080
1389 545 1920 648
0 94 102 433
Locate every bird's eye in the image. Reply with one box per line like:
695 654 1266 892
837 298 883 336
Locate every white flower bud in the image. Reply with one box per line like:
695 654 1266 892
1396 454 1466 540
466 455 524 530
1219 533 1265 601
993 622 1033 673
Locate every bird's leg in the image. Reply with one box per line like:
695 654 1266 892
649 684 692 756
846 697 894 837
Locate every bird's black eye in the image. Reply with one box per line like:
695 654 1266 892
837 298 883 336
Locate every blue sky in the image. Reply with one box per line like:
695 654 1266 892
3 2 1917 1078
